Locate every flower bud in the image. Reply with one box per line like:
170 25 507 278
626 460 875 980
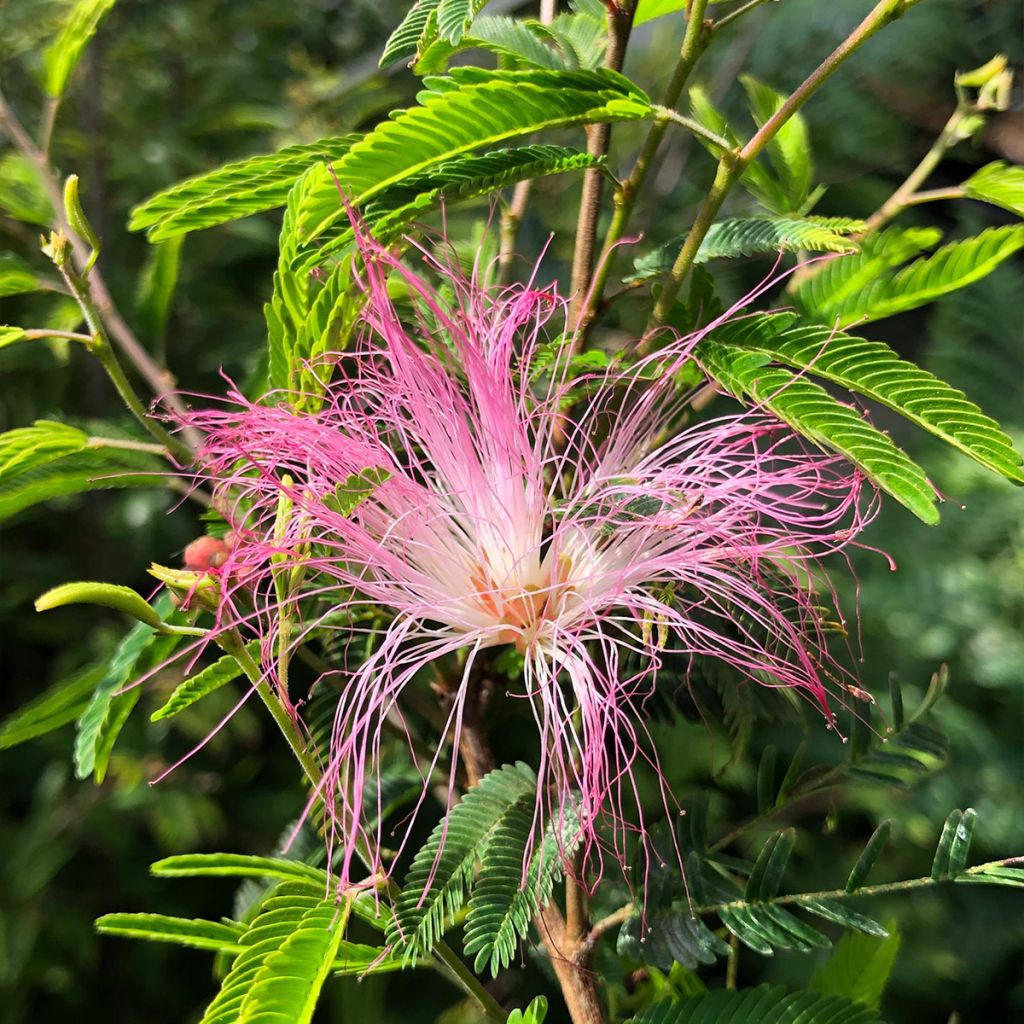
184 534 231 571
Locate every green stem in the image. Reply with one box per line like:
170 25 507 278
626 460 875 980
222 635 508 1023
432 944 508 1022
86 435 172 456
585 0 712 329
713 0 777 33
224 635 323 788
653 105 732 150
901 185 967 207
861 105 968 235
92 341 191 462
39 96 59 158
585 857 1020 943
23 329 93 343
725 932 740 989
646 0 925 329
699 858 1021 913
47 259 193 462
646 153 739 333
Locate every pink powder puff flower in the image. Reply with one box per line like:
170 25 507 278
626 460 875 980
180 226 879 892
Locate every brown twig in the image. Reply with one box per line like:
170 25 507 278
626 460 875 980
457 678 606 1024
566 0 638 335
0 86 202 454
498 0 558 284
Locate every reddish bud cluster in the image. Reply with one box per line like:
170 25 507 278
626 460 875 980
182 533 234 571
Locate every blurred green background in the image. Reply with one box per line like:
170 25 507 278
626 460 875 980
1 1 1021 1021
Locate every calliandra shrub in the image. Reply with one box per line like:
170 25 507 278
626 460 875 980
181 225 878 890
8 4 1024 1020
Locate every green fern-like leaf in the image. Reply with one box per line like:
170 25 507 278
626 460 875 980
298 68 650 241
302 144 602 274
810 927 901 1010
0 422 164 522
415 15 587 75
265 169 365 407
197 883 345 1024
957 864 1024 889
1 420 88 476
696 339 939 523
266 169 316 394
129 136 357 241
436 0 491 43
292 261 362 407
150 645 257 722
630 216 863 281
96 913 246 954
962 161 1024 218
794 899 891 938
508 996 549 1024
464 797 582 976
546 2 607 70
796 225 1024 326
710 313 1024 484
719 902 831 954
73 593 180 781
448 17 568 71
380 0 442 67
634 984 883 1024
741 75 813 210
0 663 103 750
791 226 941 316
688 85 792 214
151 852 329 886
389 762 537 961
43 0 117 99
368 144 603 237
617 906 731 970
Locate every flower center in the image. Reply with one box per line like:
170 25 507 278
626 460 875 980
469 555 573 648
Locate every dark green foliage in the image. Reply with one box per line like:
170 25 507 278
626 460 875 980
630 216 863 280
389 762 537 960
745 829 794 900
463 796 582 976
846 822 892 893
810 929 901 1011
617 907 731 971
634 984 883 1024
0 664 103 750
